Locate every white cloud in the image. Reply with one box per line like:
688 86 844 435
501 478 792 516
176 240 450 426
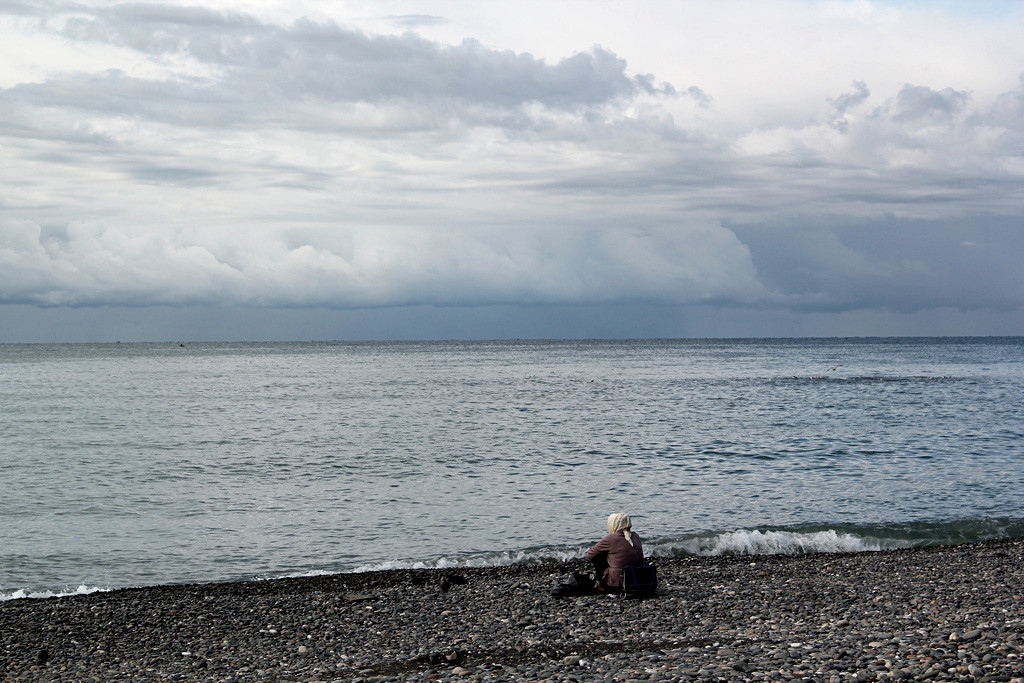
1 215 770 309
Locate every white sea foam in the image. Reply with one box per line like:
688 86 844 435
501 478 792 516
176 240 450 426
353 547 587 573
648 528 904 558
0 584 109 602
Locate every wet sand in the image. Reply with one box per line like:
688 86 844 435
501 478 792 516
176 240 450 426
2 539 1023 682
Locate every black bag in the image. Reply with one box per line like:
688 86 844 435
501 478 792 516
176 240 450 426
619 564 657 598
550 572 597 598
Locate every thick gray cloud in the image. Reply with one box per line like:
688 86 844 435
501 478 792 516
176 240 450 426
0 1 1022 341
890 84 969 122
51 8 670 113
0 217 768 308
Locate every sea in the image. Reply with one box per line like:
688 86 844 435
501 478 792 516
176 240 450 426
2 337 1023 601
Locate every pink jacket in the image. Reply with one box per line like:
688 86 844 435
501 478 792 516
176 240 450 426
587 532 645 587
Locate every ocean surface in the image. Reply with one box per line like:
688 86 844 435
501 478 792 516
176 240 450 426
2 337 1023 600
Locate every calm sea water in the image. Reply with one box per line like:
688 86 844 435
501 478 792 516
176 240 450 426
2 338 1023 599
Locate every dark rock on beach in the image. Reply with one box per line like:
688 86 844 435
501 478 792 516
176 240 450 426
3 539 1023 682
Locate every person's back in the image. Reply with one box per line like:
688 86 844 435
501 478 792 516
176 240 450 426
587 513 644 592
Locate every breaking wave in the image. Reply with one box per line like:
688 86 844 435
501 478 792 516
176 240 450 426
0 584 109 602
650 528 886 557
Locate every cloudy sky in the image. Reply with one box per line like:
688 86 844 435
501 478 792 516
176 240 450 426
2 0 1023 342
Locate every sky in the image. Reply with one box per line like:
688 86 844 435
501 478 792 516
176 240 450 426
1 0 1023 342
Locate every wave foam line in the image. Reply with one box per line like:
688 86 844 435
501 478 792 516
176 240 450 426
648 529 892 558
1 584 109 602
352 547 586 573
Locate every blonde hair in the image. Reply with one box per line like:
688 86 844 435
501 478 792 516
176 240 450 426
607 513 633 546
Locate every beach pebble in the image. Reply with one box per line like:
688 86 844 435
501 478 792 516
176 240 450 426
2 539 1023 682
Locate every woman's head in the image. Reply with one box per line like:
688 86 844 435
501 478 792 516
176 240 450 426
607 513 631 535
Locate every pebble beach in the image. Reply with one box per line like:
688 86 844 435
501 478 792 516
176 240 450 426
3 539 1023 683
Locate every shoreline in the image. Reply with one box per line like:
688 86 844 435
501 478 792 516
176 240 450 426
2 539 1023 682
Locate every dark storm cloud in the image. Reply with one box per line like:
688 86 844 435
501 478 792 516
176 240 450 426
731 217 1024 313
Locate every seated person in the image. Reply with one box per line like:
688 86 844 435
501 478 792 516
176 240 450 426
587 513 644 593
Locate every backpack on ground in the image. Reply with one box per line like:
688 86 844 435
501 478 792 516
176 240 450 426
619 563 657 598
